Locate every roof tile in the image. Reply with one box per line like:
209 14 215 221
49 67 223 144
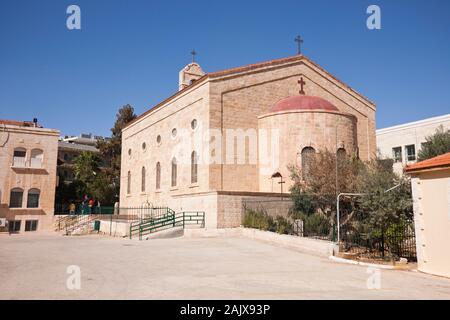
404 152 450 173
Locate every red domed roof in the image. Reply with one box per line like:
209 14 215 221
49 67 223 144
270 95 338 113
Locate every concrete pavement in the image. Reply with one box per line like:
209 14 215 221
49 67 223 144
1 233 450 299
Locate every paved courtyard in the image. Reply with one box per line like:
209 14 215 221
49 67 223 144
1 233 450 299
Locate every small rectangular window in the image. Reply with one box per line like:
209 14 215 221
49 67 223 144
27 193 40 208
25 220 38 231
405 144 416 162
392 147 402 163
8 220 21 233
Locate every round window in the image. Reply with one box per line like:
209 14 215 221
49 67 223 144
191 119 198 130
171 128 177 138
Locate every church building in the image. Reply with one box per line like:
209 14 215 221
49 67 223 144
120 54 376 228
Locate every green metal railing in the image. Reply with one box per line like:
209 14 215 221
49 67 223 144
55 205 205 239
128 207 176 239
131 211 205 240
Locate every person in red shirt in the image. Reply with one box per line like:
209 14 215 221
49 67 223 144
88 199 94 214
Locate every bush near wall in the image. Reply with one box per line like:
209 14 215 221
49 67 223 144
242 208 293 235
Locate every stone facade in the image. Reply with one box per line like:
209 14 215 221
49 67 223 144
0 120 59 232
120 55 376 227
258 109 357 192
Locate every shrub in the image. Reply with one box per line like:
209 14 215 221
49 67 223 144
291 212 331 238
275 216 294 235
242 208 275 231
243 208 292 234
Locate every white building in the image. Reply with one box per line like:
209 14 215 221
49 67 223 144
376 114 450 174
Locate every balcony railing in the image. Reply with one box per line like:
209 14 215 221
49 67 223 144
30 158 43 168
12 156 26 167
12 157 43 169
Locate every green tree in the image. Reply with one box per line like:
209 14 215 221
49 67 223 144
55 173 87 204
73 151 101 187
90 172 117 205
72 151 117 204
288 149 362 221
356 160 413 228
417 125 450 161
97 104 137 201
353 160 413 259
288 151 413 244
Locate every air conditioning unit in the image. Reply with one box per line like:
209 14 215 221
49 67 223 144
0 218 7 227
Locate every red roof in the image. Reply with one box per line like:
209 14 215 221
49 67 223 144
404 152 450 173
269 95 339 113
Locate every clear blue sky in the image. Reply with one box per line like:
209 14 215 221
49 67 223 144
1 0 449 137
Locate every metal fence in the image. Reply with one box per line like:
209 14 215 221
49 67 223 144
242 203 415 262
340 220 417 261
117 206 172 221
293 218 336 241
55 214 140 233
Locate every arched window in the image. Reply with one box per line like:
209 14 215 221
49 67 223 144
191 151 198 184
27 188 40 208
156 162 161 190
141 166 146 193
127 171 131 194
9 188 24 208
13 148 26 167
171 157 177 187
301 147 316 180
30 149 43 168
337 148 346 163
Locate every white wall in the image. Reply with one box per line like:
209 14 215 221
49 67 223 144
410 169 450 278
376 114 450 175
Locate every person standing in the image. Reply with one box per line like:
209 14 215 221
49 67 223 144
69 202 76 215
